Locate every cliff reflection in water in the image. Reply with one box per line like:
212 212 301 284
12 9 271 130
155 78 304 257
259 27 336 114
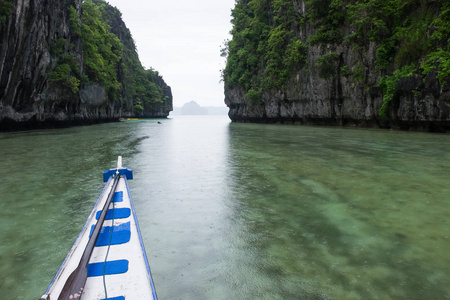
0 116 449 299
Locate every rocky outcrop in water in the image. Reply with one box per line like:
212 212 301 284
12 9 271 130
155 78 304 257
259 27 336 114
0 0 172 130
223 0 450 131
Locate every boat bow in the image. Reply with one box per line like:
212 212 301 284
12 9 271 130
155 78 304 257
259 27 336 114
41 157 157 300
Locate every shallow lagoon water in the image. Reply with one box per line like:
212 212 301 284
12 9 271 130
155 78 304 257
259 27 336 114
0 115 449 299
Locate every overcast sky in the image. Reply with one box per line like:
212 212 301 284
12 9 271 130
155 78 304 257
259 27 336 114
106 0 236 108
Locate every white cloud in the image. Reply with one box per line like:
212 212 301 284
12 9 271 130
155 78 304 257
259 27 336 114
106 0 235 107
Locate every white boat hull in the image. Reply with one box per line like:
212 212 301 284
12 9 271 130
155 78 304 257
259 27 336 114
41 162 157 300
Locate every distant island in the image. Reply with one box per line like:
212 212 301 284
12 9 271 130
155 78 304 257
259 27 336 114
170 101 229 116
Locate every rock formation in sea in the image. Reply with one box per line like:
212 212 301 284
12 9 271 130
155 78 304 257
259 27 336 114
180 101 208 115
223 0 450 131
0 0 172 130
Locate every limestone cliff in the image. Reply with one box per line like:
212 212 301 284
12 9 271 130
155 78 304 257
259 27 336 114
0 0 172 130
223 0 450 131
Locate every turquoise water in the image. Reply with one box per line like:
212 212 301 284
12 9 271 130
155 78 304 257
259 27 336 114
0 116 449 299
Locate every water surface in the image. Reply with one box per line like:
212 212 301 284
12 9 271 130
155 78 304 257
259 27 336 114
0 116 449 299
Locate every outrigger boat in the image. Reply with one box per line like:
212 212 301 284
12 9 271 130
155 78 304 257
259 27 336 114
40 157 157 300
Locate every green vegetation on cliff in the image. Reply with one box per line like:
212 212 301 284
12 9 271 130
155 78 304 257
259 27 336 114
223 0 308 102
0 0 14 23
79 1 123 100
223 0 450 118
48 0 171 116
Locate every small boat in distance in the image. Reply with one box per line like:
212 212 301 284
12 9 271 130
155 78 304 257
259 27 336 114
40 156 157 300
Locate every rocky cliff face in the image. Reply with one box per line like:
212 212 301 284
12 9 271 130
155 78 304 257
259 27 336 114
225 49 450 131
224 0 450 132
0 0 81 128
0 0 172 130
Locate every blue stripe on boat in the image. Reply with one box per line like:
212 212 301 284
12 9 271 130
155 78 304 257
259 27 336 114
87 260 129 277
113 191 123 203
89 222 131 246
100 297 125 300
96 208 131 220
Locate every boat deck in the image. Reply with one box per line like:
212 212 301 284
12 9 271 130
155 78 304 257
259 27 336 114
41 166 157 300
